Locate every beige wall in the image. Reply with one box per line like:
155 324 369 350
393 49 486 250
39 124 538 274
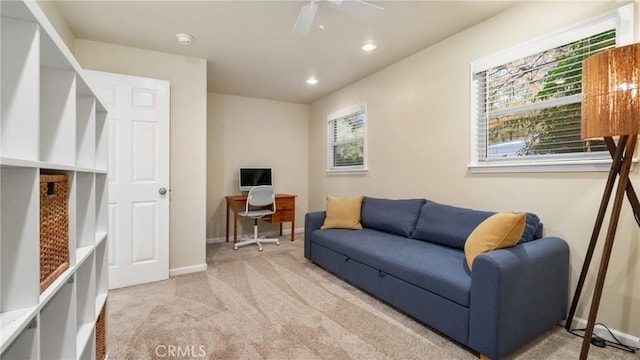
75 40 208 272
309 1 640 336
207 93 309 240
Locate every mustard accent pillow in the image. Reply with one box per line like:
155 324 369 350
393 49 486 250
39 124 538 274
464 212 526 271
321 195 364 230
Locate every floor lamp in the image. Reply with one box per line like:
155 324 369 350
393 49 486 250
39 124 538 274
565 42 640 359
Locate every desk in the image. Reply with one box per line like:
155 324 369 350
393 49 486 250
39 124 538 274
225 194 297 243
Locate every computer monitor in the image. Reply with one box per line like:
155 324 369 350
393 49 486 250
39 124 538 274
239 168 272 192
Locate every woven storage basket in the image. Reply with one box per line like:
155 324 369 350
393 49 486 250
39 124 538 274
96 302 107 360
39 174 70 293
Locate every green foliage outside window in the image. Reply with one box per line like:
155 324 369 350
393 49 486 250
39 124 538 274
330 111 365 168
486 29 615 157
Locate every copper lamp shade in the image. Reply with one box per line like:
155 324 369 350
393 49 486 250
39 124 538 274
581 43 640 139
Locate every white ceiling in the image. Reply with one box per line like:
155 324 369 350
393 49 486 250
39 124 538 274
54 1 516 104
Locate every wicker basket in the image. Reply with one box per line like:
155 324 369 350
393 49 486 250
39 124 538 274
96 302 107 360
39 174 69 293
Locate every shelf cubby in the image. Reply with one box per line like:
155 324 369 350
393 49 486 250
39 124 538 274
78 328 96 360
76 95 96 170
39 22 75 71
1 318 38 360
1 16 39 162
76 256 95 359
95 110 108 172
76 172 96 249
1 167 40 314
39 67 76 166
95 173 108 236
65 170 78 267
95 239 109 307
40 280 76 360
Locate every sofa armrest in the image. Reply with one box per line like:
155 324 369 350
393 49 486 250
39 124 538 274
304 211 326 259
468 236 569 359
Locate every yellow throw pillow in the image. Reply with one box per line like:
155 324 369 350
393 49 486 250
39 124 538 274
464 212 526 271
321 195 364 230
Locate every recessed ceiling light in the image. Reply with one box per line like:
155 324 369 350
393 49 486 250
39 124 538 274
306 77 318 85
176 33 194 46
360 42 377 52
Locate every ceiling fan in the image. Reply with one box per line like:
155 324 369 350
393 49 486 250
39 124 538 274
291 0 384 35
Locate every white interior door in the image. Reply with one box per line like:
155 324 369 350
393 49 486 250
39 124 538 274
84 70 170 289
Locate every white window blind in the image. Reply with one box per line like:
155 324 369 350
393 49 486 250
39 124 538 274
327 104 367 172
469 4 634 172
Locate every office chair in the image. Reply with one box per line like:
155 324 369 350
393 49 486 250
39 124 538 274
234 185 280 251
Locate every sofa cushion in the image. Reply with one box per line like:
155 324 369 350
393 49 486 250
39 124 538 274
360 197 426 237
464 212 526 271
411 202 493 249
311 228 471 307
321 195 364 230
411 201 542 249
521 212 542 244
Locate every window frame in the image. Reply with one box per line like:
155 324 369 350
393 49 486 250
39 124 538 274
469 4 635 173
326 103 368 174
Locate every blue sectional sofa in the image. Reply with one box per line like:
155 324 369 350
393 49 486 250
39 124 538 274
304 197 569 359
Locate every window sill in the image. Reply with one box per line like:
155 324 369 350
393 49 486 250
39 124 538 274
326 168 369 176
468 158 637 174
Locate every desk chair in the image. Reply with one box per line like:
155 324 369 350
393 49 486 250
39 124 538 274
234 185 280 251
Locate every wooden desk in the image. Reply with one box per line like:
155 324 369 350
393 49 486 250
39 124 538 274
225 194 297 243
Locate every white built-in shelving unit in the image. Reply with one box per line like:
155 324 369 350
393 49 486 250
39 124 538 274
1 0 109 358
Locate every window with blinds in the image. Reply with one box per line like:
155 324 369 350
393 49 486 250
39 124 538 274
327 104 367 172
469 4 633 171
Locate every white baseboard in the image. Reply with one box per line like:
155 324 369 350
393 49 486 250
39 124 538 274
169 263 207 277
206 227 305 244
565 317 640 349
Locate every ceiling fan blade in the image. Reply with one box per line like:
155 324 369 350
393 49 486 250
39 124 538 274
328 0 384 20
291 2 319 35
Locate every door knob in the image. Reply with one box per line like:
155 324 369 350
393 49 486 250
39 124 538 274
159 187 167 195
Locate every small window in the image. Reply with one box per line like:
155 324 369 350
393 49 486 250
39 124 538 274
469 4 634 173
327 103 367 173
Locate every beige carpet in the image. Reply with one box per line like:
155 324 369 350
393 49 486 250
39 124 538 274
106 238 637 359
